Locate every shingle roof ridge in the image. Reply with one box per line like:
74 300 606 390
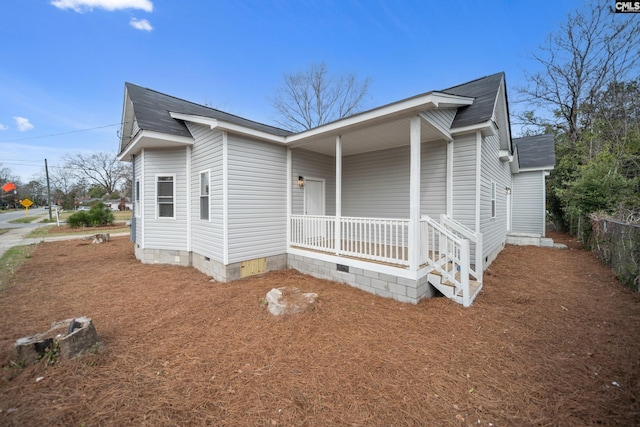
440 71 505 93
124 82 292 135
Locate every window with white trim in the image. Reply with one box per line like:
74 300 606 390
200 170 209 220
157 175 175 218
491 181 497 219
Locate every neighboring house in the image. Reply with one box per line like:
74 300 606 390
117 72 553 306
508 134 556 246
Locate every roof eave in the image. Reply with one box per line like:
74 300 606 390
285 92 474 145
450 119 498 138
117 129 194 162
169 112 287 144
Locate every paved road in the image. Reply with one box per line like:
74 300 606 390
0 209 128 258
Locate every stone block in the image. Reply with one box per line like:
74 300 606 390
13 317 101 366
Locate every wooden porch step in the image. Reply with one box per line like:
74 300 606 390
455 280 482 298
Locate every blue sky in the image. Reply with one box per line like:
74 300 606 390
0 0 585 182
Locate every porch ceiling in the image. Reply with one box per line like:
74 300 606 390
289 116 446 157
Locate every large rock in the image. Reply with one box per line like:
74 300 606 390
265 286 318 315
13 317 101 365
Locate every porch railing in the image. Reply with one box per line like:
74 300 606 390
340 217 409 265
289 215 409 266
290 215 336 252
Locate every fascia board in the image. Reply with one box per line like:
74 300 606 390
117 129 194 161
518 166 555 173
171 93 474 147
170 112 286 144
450 120 498 137
285 93 474 144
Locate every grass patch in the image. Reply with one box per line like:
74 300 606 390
0 229 10 236
27 224 130 238
8 216 40 224
0 244 37 293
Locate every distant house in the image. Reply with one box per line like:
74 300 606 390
117 72 554 306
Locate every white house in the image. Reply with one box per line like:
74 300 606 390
117 72 554 307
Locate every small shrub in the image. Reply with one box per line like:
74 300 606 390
67 211 90 228
67 202 114 228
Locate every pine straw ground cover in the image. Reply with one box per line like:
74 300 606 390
0 233 639 426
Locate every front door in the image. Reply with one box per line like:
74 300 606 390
304 178 325 215
304 178 325 242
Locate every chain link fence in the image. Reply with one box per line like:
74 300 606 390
589 212 640 291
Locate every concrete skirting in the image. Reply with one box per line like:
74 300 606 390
287 253 436 304
192 252 287 282
506 233 555 247
134 245 191 266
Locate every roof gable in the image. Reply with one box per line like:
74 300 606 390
513 134 556 170
124 82 292 139
441 72 505 129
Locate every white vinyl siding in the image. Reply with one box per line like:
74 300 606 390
512 171 546 236
227 135 287 264
342 146 410 218
420 108 457 138
187 123 224 262
142 148 188 250
134 153 143 244
421 140 447 218
291 149 335 216
293 141 447 220
451 133 477 230
480 133 512 264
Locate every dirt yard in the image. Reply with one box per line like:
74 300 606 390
1 232 639 426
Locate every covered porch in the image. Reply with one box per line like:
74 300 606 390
284 93 484 306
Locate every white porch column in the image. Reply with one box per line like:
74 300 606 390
409 116 421 271
335 135 342 255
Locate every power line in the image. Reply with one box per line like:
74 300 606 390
0 122 124 143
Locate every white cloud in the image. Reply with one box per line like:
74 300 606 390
130 18 153 31
0 124 8 131
50 0 153 13
13 117 34 132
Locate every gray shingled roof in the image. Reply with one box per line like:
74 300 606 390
441 72 504 129
125 82 292 138
513 134 556 170
125 72 505 142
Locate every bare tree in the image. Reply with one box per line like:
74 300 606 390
517 0 640 141
63 152 130 194
271 62 371 132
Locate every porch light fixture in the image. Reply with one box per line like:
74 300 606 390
298 176 305 188
504 187 512 195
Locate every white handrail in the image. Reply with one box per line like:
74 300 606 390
420 215 471 299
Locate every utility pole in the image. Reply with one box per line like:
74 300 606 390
45 159 52 221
